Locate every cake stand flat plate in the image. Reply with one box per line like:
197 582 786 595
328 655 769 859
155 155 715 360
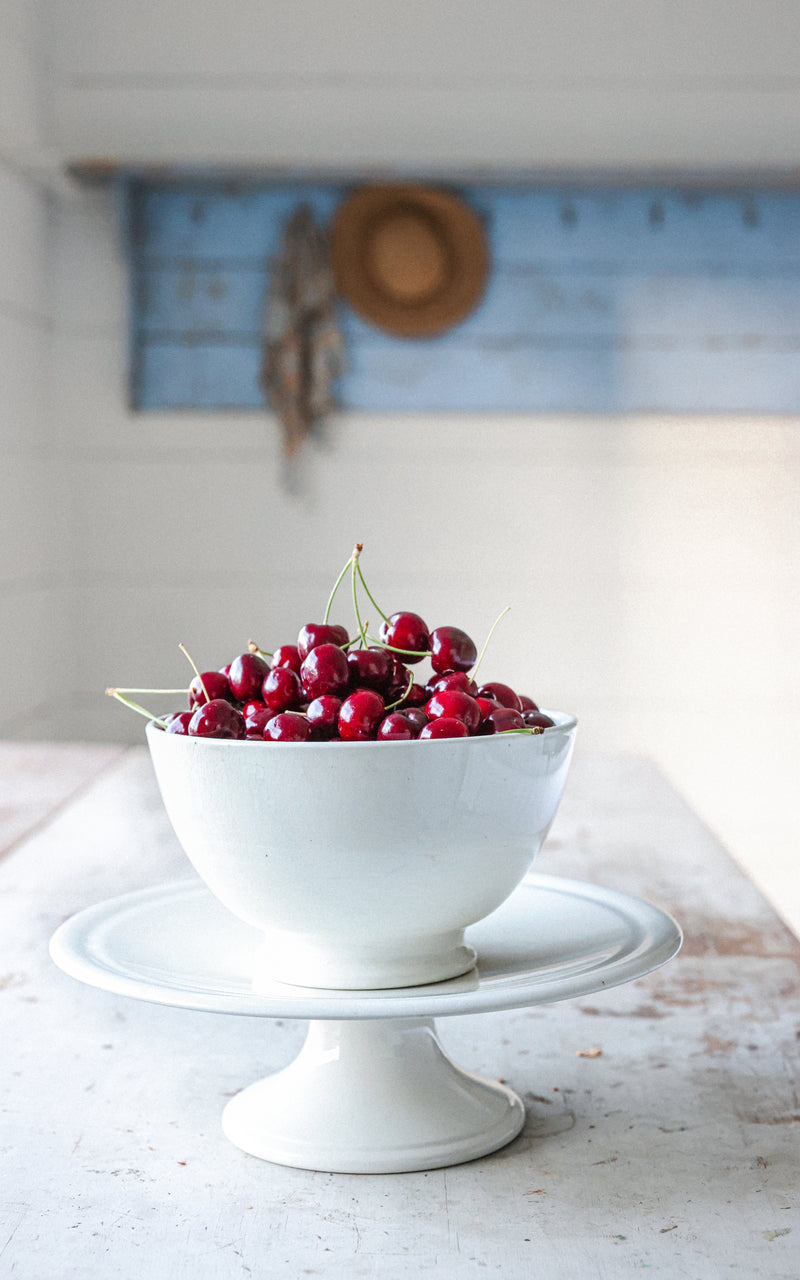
50 874 681 1019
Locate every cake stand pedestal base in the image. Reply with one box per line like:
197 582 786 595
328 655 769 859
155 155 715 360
50 875 682 1175
222 1016 525 1174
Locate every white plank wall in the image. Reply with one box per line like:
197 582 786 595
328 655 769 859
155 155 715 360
0 0 40 162
0 4 798 941
0 1 59 732
45 1 800 169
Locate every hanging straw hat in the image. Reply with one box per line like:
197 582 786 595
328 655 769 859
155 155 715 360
331 185 489 338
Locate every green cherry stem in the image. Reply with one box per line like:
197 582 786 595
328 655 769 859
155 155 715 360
350 546 369 649
323 551 358 625
178 643 210 704
105 689 169 729
470 604 511 683
385 670 415 711
248 640 273 660
366 633 433 659
356 561 390 625
110 687 188 695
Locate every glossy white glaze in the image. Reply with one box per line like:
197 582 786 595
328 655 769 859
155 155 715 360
221 1018 526 1173
48 873 682 1019
145 714 577 988
49 872 680 1173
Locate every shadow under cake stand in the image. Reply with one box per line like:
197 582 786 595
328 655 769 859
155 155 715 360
50 874 681 1174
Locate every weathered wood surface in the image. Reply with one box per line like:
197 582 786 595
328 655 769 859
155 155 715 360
1 744 798 1278
0 742 124 859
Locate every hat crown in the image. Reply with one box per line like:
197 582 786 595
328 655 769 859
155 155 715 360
367 207 451 306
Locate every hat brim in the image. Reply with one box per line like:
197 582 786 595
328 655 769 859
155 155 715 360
331 186 489 338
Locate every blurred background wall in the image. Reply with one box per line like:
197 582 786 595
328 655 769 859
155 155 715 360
1 1 798 929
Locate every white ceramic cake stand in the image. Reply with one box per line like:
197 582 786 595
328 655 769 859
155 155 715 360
50 874 681 1174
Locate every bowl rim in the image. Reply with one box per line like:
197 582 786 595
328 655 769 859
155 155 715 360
145 708 578 747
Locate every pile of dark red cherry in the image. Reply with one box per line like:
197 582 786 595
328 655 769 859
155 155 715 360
109 549 555 742
155 610 554 742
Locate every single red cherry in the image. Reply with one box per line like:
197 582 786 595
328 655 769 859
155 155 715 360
518 694 539 712
429 626 477 674
165 710 193 735
188 699 246 739
264 712 312 742
425 690 482 734
398 681 428 708
338 690 385 741
229 652 270 702
242 699 271 735
272 644 302 675
523 710 554 729
477 682 522 712
377 713 414 741
484 706 526 734
419 716 469 739
378 611 430 664
262 666 303 713
475 696 500 714
188 670 234 708
475 697 501 735
219 664 232 678
305 695 342 739
298 623 349 660
384 655 412 703
401 707 429 735
430 671 478 696
346 647 392 693
301 643 350 700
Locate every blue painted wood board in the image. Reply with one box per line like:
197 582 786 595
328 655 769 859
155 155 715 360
129 182 800 412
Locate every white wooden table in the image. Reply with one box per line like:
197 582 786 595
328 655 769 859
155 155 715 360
1 743 798 1279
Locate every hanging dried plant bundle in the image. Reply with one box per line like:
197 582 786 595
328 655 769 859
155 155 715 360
260 204 346 457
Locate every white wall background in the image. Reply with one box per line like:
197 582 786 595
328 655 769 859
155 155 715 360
0 0 59 730
0 2 798 933
42 0 800 172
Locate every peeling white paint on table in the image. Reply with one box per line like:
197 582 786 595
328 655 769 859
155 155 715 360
1 744 798 1278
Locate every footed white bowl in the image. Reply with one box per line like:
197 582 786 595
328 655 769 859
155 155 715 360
146 711 577 990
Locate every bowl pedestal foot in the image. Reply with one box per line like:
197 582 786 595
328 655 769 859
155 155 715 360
251 931 477 990
222 1016 525 1174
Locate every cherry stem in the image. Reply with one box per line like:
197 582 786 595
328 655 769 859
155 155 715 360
179 643 210 704
385 670 415 711
470 604 511 682
105 689 169 729
323 553 357 625
356 562 389 625
350 546 369 649
248 640 273 660
366 633 432 659
111 687 188 695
